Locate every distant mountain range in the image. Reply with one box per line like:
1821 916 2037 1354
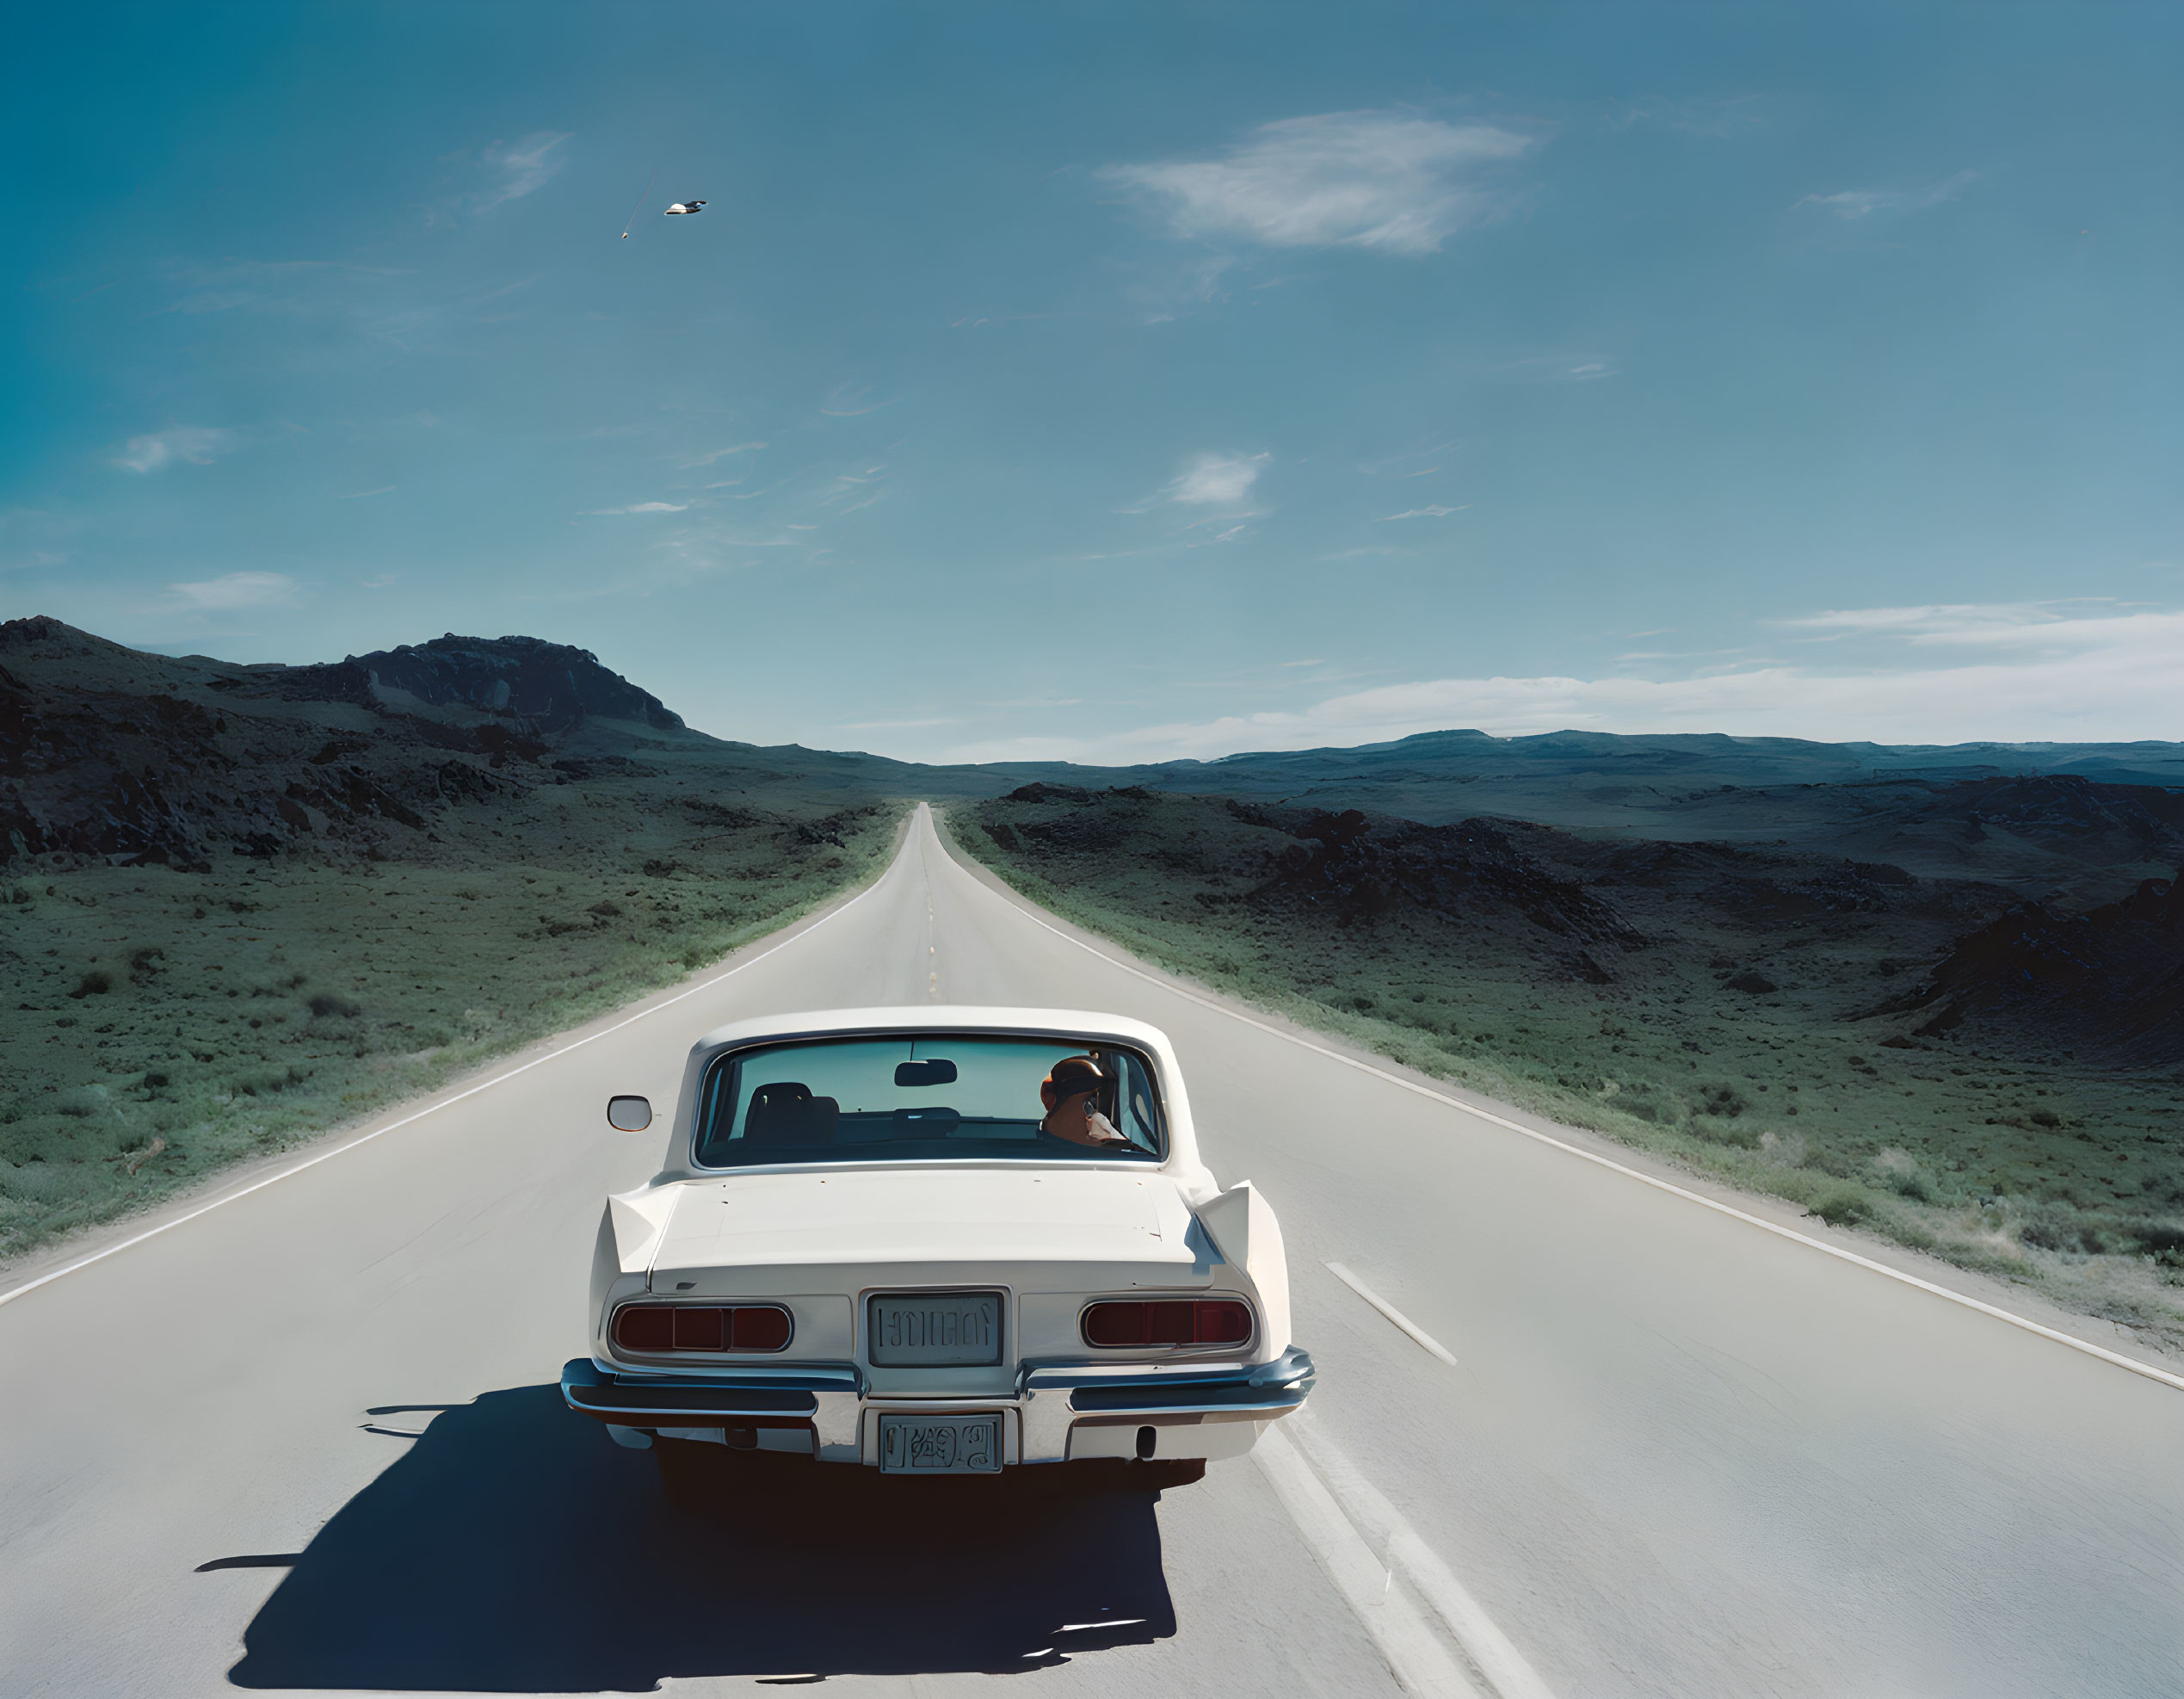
1049 723 2184 802
4 617 2180 874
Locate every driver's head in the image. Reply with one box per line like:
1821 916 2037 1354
1040 1054 1104 1109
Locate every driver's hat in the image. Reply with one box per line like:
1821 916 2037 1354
1043 1055 1106 1100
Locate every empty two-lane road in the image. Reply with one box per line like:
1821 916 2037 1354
3 806 2180 1697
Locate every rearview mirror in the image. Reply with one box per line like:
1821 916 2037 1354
895 1059 958 1087
607 1095 652 1133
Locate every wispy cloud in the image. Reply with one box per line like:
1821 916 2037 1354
168 571 298 611
1603 95 1766 138
582 501 689 515
1797 170 1977 220
1492 355 1619 384
1101 110 1534 256
678 441 768 467
1372 504 1466 522
477 133 571 210
821 384 891 417
163 258 410 318
111 428 238 473
0 506 74 573
1114 251 1237 324
941 602 2184 763
337 485 396 500
157 256 526 355
1777 599 2130 647
1168 452 1268 506
1357 439 1456 479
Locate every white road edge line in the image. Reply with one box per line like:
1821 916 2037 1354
942 818 2184 1397
1253 1424 1496 1698
0 874 886 1310
1327 1261 1460 1367
1279 1414 1558 1699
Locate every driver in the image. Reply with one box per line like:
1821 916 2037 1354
1039 1055 1130 1148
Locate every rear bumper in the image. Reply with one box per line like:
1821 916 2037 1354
560 1345 1313 1465
1018 1344 1314 1464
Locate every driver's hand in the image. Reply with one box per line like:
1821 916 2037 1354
1084 1109 1129 1144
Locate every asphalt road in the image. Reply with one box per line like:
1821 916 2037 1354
3 805 2181 1697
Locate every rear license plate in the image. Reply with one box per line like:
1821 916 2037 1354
879 1412 1003 1474
868 1291 1003 1365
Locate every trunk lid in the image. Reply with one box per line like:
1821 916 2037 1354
649 1165 1200 1290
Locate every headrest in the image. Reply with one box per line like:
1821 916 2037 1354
745 1082 840 1146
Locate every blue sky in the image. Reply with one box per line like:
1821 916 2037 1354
3 2 2178 762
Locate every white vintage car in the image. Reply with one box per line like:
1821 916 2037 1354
561 1006 1313 1488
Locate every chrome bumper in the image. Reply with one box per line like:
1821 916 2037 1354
1017 1345 1315 1462
561 1344 1314 1465
560 1358 866 1457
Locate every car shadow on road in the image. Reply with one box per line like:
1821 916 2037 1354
218 1385 1178 1690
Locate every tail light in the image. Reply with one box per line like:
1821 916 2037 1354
1082 1299 1252 1349
612 1303 793 1353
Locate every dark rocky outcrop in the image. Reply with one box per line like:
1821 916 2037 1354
256 633 684 734
1877 871 2184 1065
1230 806 1647 950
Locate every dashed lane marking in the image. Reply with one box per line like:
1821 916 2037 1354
1328 1262 1460 1367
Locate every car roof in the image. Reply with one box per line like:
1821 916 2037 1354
687 1005 1174 1055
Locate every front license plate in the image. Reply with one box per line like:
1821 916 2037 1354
879 1413 1003 1474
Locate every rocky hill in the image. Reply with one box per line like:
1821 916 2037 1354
0 619 908 874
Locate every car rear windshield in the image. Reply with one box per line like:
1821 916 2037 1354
691 1034 1167 1169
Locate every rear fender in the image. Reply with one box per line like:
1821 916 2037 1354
589 1189 678 1323
1195 1180 1292 1360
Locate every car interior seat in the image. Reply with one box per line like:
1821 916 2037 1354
745 1081 841 1145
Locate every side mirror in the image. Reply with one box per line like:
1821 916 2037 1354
607 1095 652 1134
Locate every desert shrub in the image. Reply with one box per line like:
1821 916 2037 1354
1873 1148 1938 1202
2140 1170 2184 1210
2020 1202 2096 1255
1809 1188 1875 1228
69 971 112 999
1688 1117 1761 1149
308 993 362 1019
1697 1083 1749 1117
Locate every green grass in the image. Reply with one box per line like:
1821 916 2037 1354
941 794 2184 1352
0 795 906 1263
